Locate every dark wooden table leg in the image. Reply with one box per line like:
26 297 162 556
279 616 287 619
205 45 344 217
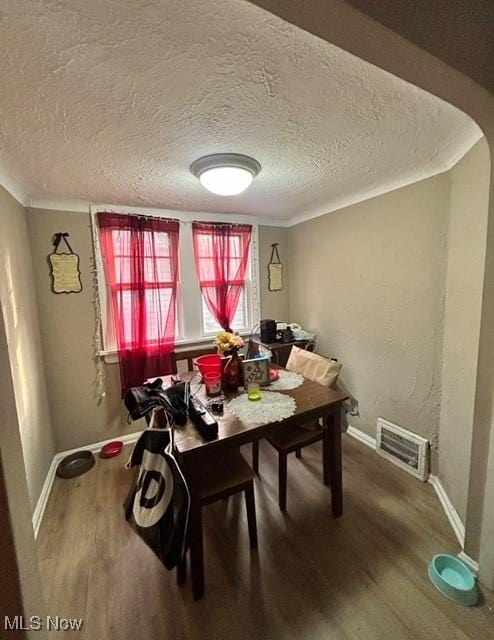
176 554 186 585
244 482 258 549
182 459 205 600
278 453 287 511
322 427 331 487
326 407 343 517
252 440 259 475
189 498 204 599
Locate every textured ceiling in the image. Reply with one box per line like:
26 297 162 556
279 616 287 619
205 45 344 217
0 0 481 222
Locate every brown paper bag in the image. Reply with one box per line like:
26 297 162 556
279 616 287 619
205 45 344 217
286 346 342 388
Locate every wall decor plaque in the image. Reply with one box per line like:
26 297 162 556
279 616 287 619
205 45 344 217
268 242 283 291
48 232 82 294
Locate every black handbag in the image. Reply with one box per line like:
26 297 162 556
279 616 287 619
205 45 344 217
124 428 190 570
124 379 188 425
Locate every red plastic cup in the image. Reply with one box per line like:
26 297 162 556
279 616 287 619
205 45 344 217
204 371 222 396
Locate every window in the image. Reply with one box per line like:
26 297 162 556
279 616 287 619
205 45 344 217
201 289 247 334
97 211 180 389
192 221 252 334
93 208 259 355
110 228 176 348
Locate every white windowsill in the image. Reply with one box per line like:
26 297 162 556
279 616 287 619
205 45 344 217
99 330 255 364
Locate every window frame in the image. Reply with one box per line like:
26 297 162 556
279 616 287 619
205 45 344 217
104 225 179 350
200 281 251 336
91 206 260 361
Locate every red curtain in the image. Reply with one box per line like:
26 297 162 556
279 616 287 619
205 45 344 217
98 212 179 393
192 222 252 332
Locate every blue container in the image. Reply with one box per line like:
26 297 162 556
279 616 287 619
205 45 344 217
428 554 478 606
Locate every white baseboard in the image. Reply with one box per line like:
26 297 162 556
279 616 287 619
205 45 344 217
32 455 60 538
347 425 479 572
34 425 482 576
458 551 479 575
427 475 465 548
32 430 142 538
346 425 376 449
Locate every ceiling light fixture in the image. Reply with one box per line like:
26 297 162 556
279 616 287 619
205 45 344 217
190 153 261 196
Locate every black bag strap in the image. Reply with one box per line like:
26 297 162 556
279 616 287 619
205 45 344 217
52 232 74 254
269 243 281 264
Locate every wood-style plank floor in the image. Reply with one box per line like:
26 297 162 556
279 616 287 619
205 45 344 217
37 436 494 640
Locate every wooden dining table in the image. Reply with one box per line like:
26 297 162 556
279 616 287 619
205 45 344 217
164 372 348 599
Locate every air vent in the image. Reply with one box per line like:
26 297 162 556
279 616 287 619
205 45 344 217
376 418 429 481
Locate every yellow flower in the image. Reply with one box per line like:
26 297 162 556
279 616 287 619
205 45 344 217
215 330 245 353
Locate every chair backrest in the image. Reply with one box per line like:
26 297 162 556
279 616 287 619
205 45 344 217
286 346 342 388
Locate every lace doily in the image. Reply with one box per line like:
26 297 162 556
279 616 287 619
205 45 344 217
269 370 304 391
228 391 296 424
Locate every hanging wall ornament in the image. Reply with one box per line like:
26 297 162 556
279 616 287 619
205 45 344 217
90 251 106 403
268 242 283 291
89 214 106 403
48 232 82 294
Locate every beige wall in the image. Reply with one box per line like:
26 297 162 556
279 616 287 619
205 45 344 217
288 174 450 447
1 0 491 597
438 139 490 522
21 157 490 542
0 186 55 509
27 208 137 452
0 311 48 639
259 225 289 321
26 211 286 451
251 0 494 589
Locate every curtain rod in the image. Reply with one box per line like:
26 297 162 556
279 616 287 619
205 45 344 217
192 220 252 228
97 210 179 223
97 211 253 227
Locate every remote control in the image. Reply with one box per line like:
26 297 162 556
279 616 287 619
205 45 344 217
188 397 219 440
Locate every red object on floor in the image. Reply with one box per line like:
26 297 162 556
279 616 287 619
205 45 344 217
100 441 124 458
269 368 280 382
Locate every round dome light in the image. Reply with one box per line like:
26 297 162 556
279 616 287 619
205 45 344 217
200 166 253 196
190 153 261 196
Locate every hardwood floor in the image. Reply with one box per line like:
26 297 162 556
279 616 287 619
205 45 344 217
37 435 494 640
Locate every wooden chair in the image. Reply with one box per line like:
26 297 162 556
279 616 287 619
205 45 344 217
171 352 258 591
176 450 257 587
252 348 340 511
252 425 329 511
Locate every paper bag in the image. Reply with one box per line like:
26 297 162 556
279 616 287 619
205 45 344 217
286 346 342 388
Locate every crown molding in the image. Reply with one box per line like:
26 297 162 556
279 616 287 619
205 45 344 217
0 163 29 207
29 198 289 226
28 198 91 213
88 202 289 227
286 132 483 228
285 169 454 227
5 130 482 227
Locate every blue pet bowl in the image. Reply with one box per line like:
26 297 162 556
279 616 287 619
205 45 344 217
428 554 478 606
